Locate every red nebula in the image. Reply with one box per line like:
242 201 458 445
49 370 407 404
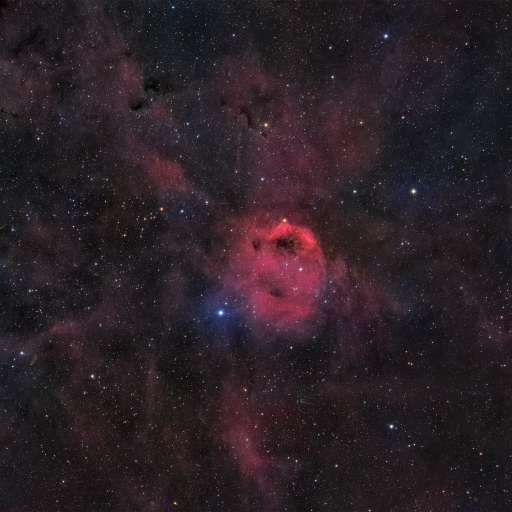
218 59 384 206
213 379 307 509
143 154 189 193
215 385 285 505
220 214 327 340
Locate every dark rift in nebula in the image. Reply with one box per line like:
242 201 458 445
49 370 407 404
216 58 384 206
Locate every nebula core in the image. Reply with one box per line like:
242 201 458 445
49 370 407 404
218 215 327 341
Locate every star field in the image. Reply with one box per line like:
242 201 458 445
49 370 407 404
1 1 511 511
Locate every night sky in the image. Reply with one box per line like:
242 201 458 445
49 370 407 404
1 1 512 511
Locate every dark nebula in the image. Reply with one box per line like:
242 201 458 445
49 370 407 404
1 1 511 511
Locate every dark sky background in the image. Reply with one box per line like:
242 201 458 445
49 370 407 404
1 1 512 511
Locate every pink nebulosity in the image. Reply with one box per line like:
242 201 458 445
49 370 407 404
70 25 193 197
141 154 189 193
214 381 301 510
218 59 383 205
219 59 327 204
220 214 327 340
218 387 282 501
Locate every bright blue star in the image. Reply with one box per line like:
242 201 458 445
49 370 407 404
217 310 224 316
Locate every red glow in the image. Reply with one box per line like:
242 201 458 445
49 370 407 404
214 382 299 508
144 154 189 193
222 215 326 339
